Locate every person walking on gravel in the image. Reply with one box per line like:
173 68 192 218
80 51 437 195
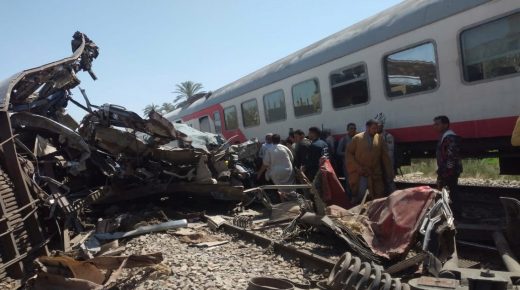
433 115 463 214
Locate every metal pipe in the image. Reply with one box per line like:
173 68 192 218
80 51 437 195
493 231 520 273
457 240 497 252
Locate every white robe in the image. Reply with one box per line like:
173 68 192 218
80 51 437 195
263 144 294 186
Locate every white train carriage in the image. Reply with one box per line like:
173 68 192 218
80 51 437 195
166 0 520 173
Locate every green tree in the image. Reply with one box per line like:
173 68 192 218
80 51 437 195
143 103 160 116
173 81 204 107
160 102 175 114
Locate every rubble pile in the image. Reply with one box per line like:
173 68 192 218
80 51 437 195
0 31 262 282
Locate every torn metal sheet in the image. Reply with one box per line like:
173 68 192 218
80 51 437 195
32 272 103 290
361 186 436 259
11 112 91 174
318 186 437 261
94 219 187 240
0 32 96 111
206 215 227 231
32 252 163 290
170 123 223 150
88 252 163 270
35 255 105 285
194 240 229 248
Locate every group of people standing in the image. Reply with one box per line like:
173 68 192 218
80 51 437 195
255 127 330 201
255 113 464 209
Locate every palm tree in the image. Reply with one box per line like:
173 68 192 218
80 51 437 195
173 81 204 105
160 102 175 114
143 103 160 116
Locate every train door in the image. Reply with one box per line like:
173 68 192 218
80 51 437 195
199 116 212 133
213 111 222 134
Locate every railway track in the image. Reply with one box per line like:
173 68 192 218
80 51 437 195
395 181 520 206
395 181 520 195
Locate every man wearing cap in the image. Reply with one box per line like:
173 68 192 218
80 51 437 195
375 113 396 194
336 123 357 195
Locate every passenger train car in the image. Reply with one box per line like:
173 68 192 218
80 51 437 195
166 0 520 173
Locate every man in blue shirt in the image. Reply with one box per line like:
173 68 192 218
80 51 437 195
304 127 329 180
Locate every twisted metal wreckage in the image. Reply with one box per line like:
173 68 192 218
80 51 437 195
1 33 520 290
0 32 260 279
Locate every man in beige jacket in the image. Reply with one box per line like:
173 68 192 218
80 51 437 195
346 119 394 203
512 117 520 146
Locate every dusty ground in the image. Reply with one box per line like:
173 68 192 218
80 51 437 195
116 224 325 290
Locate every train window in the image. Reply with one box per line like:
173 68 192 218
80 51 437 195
199 116 211 132
263 90 286 123
384 42 438 97
330 63 369 108
460 12 520 82
213 111 222 134
292 78 321 117
223 106 238 130
241 99 260 127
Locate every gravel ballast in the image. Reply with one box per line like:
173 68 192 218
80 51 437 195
116 225 325 290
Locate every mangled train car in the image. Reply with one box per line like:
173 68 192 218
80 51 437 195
0 32 259 279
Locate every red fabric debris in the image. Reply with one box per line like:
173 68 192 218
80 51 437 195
362 186 436 259
319 158 351 209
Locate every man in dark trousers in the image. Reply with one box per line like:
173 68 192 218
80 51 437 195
433 115 463 214
293 129 310 172
304 127 329 180
336 123 357 194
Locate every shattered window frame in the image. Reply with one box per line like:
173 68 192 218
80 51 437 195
223 105 239 130
240 98 260 128
329 63 370 109
263 89 287 123
383 41 439 98
291 78 322 117
460 11 520 83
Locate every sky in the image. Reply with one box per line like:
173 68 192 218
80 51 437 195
0 0 402 121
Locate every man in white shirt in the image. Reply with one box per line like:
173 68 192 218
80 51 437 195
257 134 295 200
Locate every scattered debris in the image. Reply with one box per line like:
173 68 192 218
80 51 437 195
94 219 188 240
30 253 163 290
0 31 260 281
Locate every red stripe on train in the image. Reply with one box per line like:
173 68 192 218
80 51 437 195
387 116 518 142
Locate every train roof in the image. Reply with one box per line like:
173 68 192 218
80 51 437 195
166 0 490 120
